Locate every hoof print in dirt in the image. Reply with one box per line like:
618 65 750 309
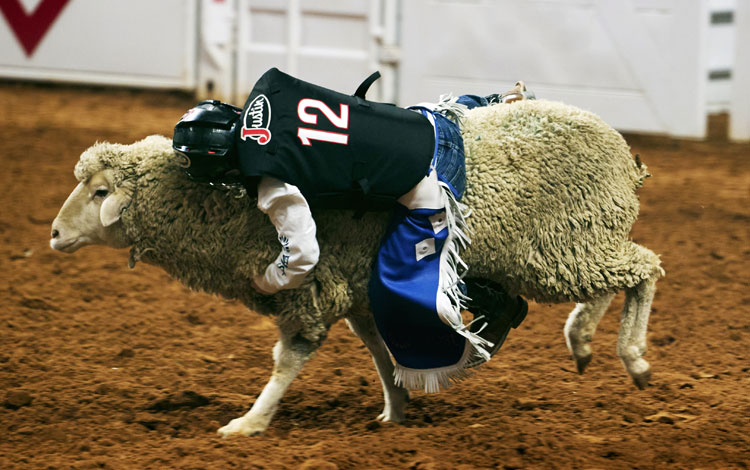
135 412 169 431
3 391 33 410
299 459 339 470
145 391 211 412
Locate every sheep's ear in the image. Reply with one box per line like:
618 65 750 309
99 181 134 227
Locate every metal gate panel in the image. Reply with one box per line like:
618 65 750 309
399 0 707 137
235 0 383 103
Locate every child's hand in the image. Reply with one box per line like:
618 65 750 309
251 278 275 296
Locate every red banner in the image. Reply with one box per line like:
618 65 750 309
0 0 71 57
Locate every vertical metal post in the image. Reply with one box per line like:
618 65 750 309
368 0 383 101
230 0 239 103
287 0 300 76
730 0 750 141
196 0 238 102
186 0 198 91
380 0 400 104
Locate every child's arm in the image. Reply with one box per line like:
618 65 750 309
252 176 320 295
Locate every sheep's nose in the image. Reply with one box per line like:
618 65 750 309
51 229 59 239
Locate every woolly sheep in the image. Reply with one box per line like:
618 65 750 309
50 99 663 436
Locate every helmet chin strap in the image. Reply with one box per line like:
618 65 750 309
207 179 248 199
188 168 247 198
175 151 191 168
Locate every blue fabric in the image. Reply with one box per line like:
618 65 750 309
408 104 469 200
369 206 467 369
432 113 466 200
456 94 489 109
367 94 484 373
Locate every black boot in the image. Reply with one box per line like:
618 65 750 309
463 278 528 368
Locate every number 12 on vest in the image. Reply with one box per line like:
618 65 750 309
296 99 349 146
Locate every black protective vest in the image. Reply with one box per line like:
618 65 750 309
236 68 435 209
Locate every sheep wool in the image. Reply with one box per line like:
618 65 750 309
76 135 387 345
460 100 663 302
71 99 662 379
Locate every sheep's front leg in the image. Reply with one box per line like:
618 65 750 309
564 293 614 373
346 314 409 423
218 334 318 437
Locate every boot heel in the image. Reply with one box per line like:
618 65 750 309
512 297 528 328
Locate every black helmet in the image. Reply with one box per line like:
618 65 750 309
173 100 242 184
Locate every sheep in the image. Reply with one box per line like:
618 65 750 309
50 99 663 436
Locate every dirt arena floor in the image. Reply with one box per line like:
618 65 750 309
0 82 748 470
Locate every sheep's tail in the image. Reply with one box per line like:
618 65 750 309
393 182 492 393
633 154 651 189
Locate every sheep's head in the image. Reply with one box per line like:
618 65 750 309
50 168 134 253
51 135 171 253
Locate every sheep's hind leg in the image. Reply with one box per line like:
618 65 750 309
564 293 614 374
346 314 409 423
617 277 657 389
218 334 319 437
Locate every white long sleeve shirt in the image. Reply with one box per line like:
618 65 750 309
251 161 440 295
253 177 320 295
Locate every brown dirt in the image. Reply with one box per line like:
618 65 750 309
1 82 748 470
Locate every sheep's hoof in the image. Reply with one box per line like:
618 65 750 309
632 368 652 390
575 354 593 374
377 410 406 424
217 417 266 437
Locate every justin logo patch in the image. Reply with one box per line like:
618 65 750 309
241 94 272 145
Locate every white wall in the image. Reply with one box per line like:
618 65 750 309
399 0 708 138
0 0 197 89
1 0 746 140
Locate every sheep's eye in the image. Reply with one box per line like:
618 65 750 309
93 189 109 199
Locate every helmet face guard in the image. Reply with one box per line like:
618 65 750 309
173 148 238 184
172 100 243 185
